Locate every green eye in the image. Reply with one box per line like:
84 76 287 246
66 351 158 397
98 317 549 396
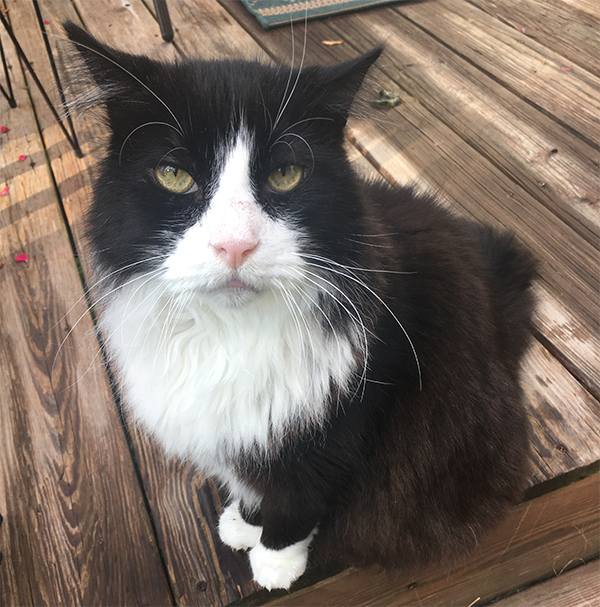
155 165 197 194
267 165 304 193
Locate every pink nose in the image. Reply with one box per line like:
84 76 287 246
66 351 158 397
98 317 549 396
211 238 258 269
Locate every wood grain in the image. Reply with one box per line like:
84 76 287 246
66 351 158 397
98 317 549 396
468 0 600 78
0 5 173 603
143 0 269 60
533 282 600 400
492 559 600 606
395 0 600 144
559 0 599 14
262 473 600 606
521 341 600 487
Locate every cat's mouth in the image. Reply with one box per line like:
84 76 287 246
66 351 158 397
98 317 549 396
204 274 261 307
226 277 253 289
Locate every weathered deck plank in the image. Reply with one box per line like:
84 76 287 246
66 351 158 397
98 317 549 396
321 5 600 243
0 4 173 604
346 114 600 331
395 0 600 144
533 282 600 400
468 0 600 78
493 559 600 606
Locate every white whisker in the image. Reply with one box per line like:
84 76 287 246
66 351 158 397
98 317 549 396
271 16 307 135
283 266 371 400
284 280 348 408
52 254 167 333
51 265 165 383
155 147 189 170
350 232 399 238
273 279 314 378
258 86 274 134
301 253 415 276
119 122 184 166
270 138 297 165
273 132 314 172
126 281 173 374
302 258 422 390
279 117 335 136
346 238 394 249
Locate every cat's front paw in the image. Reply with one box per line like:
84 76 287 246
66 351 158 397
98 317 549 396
218 502 262 551
248 531 316 591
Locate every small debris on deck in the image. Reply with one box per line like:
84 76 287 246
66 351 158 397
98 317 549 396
372 89 402 108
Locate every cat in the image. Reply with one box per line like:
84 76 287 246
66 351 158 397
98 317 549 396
65 22 535 591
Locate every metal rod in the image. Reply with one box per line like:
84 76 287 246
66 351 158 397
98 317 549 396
153 0 174 43
0 33 16 107
32 0 82 156
0 11 83 157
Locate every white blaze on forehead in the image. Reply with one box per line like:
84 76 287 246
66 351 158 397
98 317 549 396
205 130 260 244
214 129 255 201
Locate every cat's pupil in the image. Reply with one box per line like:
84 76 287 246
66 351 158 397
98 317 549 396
155 164 196 194
267 165 303 193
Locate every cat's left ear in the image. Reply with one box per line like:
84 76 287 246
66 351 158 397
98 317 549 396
316 46 383 125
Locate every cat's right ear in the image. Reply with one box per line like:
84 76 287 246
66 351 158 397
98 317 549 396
63 22 143 107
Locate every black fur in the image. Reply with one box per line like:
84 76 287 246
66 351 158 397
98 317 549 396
67 22 535 573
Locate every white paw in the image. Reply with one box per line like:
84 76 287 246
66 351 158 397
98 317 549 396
218 502 262 551
248 530 316 590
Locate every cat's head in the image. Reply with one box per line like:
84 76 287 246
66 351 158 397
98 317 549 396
66 23 381 307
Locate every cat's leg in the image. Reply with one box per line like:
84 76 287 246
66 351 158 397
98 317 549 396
249 528 317 591
247 485 324 590
244 405 374 589
218 501 262 551
218 471 263 551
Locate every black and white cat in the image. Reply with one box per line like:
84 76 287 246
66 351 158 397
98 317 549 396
66 23 535 591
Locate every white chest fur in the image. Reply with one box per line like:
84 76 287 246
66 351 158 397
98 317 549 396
100 278 357 474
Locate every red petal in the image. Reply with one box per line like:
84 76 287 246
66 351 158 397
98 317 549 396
14 254 28 263
0 126 9 134
18 155 28 162
43 20 50 25
0 186 9 196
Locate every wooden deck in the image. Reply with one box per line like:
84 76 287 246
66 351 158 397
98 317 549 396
0 0 598 605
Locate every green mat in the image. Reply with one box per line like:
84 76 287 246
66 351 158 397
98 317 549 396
240 0 406 30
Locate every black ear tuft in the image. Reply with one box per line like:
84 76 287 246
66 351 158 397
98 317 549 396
63 21 155 116
63 21 150 96
64 20 101 53
64 21 122 85
326 46 383 96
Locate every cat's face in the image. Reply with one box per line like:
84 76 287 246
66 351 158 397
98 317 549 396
66 24 381 307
